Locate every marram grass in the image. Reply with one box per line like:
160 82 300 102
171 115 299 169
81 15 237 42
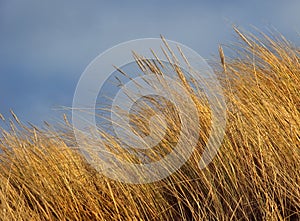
0 28 299 220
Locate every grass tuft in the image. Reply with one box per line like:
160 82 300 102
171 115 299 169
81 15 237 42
0 28 299 220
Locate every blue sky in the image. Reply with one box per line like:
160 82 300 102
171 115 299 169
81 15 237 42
1 0 300 127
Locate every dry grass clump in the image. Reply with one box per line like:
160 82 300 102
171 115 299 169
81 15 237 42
0 28 299 220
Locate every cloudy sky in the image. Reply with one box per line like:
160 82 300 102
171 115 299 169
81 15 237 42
1 0 300 127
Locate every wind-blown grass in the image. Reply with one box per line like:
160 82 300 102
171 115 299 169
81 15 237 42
0 28 299 220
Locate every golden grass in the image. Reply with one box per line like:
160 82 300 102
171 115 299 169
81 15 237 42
0 28 299 220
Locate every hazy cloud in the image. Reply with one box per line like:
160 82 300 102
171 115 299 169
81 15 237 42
0 0 299 126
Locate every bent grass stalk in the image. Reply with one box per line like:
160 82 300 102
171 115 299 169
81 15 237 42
0 28 299 220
